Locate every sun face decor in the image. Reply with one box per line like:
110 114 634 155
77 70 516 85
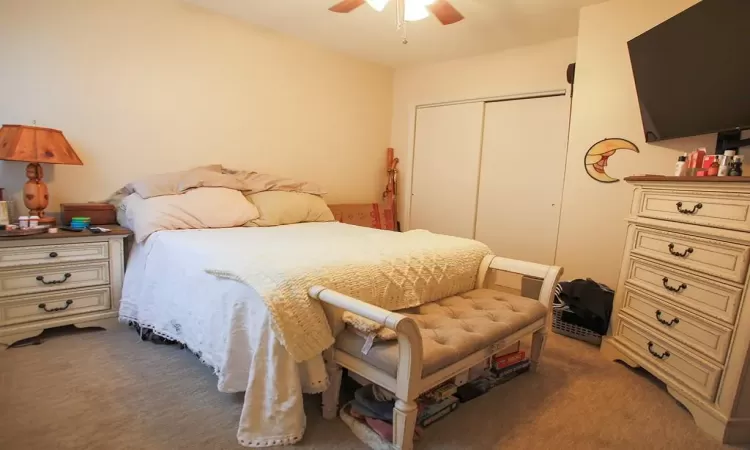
584 138 640 183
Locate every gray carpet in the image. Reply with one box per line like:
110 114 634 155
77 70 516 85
0 322 740 450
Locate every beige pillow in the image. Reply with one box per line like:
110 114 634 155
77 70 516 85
126 165 222 199
247 191 334 227
124 188 259 243
126 165 326 199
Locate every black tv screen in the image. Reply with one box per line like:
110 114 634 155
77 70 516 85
628 0 750 143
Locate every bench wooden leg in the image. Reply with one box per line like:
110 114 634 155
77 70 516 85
322 353 343 420
530 328 547 372
392 399 418 450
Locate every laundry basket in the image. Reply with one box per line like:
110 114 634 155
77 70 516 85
551 283 604 345
552 307 602 345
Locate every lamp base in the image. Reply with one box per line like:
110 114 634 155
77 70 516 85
23 163 55 226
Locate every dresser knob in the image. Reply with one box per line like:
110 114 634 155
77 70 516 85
662 277 687 293
676 201 702 214
36 273 72 285
647 341 671 360
667 243 693 258
655 309 680 326
49 252 58 258
38 299 73 313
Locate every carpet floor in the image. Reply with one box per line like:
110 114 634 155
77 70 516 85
0 322 742 450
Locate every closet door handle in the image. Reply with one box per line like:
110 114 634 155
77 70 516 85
647 342 671 360
676 202 702 214
668 243 693 258
662 277 687 293
655 310 680 327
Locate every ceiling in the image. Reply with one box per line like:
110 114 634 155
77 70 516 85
186 0 607 67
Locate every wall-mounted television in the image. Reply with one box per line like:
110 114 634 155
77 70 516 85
628 0 750 145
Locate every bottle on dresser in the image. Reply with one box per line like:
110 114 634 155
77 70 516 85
674 153 687 176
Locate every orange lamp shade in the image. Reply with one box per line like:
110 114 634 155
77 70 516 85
0 125 82 165
0 125 83 225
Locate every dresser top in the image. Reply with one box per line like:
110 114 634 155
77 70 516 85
0 225 131 241
626 175 750 183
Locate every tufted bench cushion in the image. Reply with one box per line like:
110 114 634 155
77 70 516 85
336 289 547 377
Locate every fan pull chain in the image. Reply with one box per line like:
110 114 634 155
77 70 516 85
396 0 408 44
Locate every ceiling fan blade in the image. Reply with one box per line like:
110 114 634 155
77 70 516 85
329 0 366 13
428 0 464 25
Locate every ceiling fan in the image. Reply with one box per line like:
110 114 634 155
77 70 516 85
329 0 464 26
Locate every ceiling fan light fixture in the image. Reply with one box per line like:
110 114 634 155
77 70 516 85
365 0 390 12
404 0 429 21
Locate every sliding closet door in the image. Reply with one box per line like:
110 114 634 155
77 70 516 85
410 102 484 238
475 96 570 264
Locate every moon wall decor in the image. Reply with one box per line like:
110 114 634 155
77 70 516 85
584 138 640 183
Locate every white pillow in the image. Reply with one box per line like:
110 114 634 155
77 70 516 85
124 188 259 243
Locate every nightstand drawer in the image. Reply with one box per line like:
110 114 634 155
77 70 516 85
631 226 750 283
615 317 722 402
0 287 111 326
620 287 732 363
0 242 109 268
636 190 750 232
0 261 110 298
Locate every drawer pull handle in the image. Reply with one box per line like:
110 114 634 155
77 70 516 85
49 252 58 258
661 277 687 293
36 273 71 285
38 299 73 313
655 310 680 326
676 202 702 214
667 243 693 258
647 342 671 360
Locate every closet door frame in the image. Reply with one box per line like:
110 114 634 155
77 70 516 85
405 89 569 234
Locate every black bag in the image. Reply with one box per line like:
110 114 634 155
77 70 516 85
554 279 614 335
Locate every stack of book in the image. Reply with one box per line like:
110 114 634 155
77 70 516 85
456 351 531 403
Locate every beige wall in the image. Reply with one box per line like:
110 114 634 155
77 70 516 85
390 37 578 227
555 0 714 287
0 0 393 218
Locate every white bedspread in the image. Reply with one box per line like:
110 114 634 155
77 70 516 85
120 223 490 447
120 228 329 447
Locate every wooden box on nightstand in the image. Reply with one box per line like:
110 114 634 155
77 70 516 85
0 226 131 346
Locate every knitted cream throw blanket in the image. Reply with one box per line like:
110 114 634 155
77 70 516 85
206 223 491 362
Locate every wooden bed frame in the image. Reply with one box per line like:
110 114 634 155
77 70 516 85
309 255 563 449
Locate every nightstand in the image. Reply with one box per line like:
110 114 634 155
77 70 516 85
0 226 131 346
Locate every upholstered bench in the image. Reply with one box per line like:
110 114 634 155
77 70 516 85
309 255 563 450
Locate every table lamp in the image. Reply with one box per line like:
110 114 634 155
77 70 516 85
0 125 83 225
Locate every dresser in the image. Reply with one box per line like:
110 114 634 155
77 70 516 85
0 226 130 346
601 176 750 445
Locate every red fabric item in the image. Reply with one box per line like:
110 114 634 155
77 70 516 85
365 417 393 442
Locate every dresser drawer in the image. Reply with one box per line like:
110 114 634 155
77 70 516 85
631 226 750 283
637 190 750 232
625 258 742 323
0 287 111 326
0 261 110 298
615 317 722 401
0 242 109 268
620 287 732 363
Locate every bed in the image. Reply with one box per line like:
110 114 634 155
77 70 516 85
114 165 490 447
120 222 489 447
